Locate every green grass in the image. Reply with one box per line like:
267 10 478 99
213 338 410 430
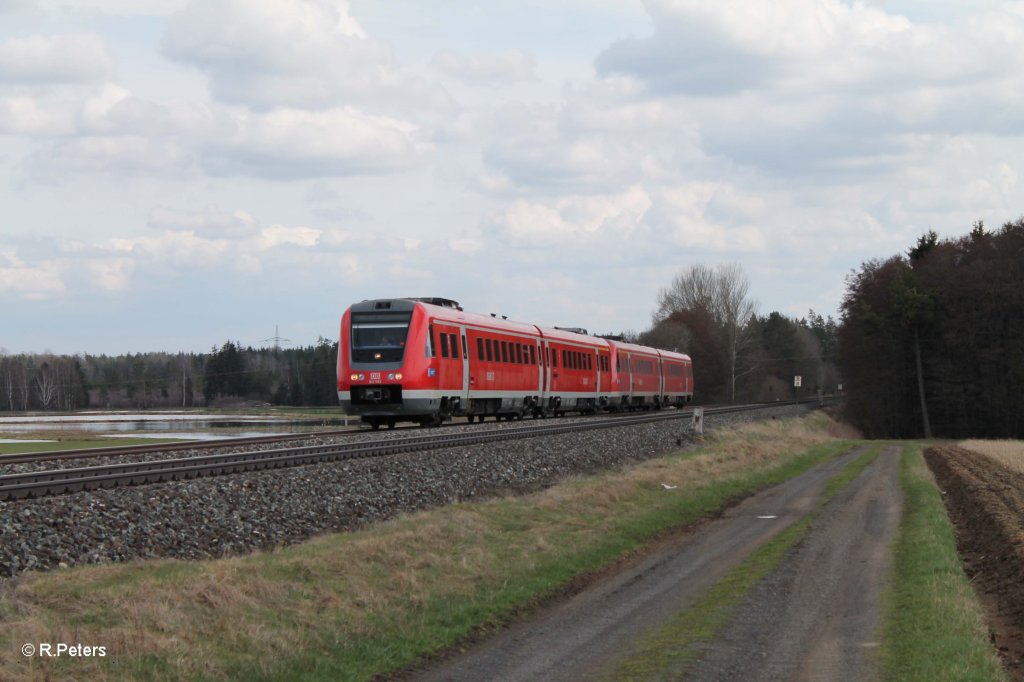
880 444 1007 681
2 416 855 681
0 438 185 456
606 443 882 680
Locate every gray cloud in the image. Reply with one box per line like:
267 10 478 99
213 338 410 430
0 33 114 84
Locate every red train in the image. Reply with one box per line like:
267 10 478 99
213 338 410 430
336 298 694 428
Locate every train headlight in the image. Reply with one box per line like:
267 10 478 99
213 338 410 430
395 372 403 381
350 373 359 381
387 372 396 380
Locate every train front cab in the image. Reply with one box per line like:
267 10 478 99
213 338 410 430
339 299 445 428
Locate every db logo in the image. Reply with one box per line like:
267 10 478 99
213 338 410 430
370 372 381 383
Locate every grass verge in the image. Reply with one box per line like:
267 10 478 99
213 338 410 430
2 413 852 681
605 442 882 680
0 439 185 456
880 444 1007 681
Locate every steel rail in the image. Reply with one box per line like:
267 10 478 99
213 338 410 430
0 400 835 501
0 398 828 467
0 427 364 466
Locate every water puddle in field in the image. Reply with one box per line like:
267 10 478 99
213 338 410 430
0 412 356 439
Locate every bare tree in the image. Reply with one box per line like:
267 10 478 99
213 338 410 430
33 360 59 410
656 262 759 403
16 359 31 410
0 356 13 411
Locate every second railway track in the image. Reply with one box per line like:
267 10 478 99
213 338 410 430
0 402 832 502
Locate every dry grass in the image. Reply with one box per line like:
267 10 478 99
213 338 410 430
0 412 849 681
959 439 1024 474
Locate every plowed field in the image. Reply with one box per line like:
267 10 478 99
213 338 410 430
925 445 1024 678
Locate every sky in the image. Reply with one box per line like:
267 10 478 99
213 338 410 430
2 0 1023 356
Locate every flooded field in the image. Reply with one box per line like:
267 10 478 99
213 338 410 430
0 411 356 441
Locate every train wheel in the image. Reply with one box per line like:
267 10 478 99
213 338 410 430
387 419 396 429
369 419 381 431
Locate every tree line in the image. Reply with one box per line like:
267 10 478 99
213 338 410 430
0 339 340 412
3 269 840 414
839 218 1024 439
635 263 840 406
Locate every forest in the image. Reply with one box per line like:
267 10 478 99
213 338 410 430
1 292 837 414
839 218 1024 439
0 339 339 411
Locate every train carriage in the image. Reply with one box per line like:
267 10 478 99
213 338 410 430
533 326 611 416
657 349 694 407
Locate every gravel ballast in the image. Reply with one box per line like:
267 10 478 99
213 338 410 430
0 405 811 578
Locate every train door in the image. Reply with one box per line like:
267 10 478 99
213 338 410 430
459 326 470 401
541 340 551 402
433 322 465 398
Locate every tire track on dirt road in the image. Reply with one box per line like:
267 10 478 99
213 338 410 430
683 445 902 681
411 445 884 682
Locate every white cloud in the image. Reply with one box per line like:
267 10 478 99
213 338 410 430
0 255 65 299
87 258 133 291
430 49 537 85
23 135 195 182
0 33 114 84
257 225 320 249
200 106 426 178
0 95 76 134
648 183 767 252
148 206 259 239
162 0 419 111
490 185 651 246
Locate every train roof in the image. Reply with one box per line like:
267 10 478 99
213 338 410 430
608 338 691 362
348 299 688 359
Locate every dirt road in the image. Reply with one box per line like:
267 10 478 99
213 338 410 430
412 445 902 681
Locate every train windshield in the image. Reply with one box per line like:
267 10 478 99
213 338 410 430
350 312 412 362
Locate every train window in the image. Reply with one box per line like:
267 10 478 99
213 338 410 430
561 349 566 368
450 333 458 360
486 338 493 362
429 325 437 358
440 333 449 358
515 344 523 364
587 354 592 371
477 337 484 360
501 340 508 363
530 345 536 366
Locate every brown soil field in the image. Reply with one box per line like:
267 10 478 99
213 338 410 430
925 445 1024 679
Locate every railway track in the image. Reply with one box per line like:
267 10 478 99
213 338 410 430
0 401 831 502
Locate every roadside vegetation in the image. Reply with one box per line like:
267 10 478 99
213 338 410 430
2 413 851 681
881 444 1007 681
